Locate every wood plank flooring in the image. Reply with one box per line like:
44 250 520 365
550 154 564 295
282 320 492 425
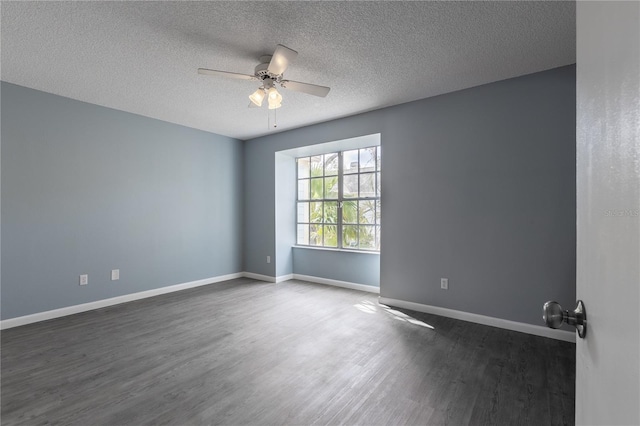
1 278 575 425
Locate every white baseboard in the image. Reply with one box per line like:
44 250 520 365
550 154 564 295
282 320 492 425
4 273 561 345
292 274 380 294
242 272 276 283
0 273 244 330
241 271 379 294
378 296 576 343
243 272 294 283
276 274 294 283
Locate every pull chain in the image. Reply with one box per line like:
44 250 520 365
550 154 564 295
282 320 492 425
267 108 278 129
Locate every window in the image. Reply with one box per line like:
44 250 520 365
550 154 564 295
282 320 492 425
296 146 381 251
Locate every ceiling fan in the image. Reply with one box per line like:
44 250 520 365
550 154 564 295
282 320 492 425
198 44 330 109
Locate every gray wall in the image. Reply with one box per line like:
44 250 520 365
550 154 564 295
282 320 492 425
293 248 380 287
244 65 576 326
1 82 243 319
274 152 296 278
2 65 575 326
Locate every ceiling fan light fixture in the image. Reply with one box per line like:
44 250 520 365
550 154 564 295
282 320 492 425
249 88 265 107
267 87 282 109
199 45 329 115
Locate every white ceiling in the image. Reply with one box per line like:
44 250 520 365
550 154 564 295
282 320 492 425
1 1 575 140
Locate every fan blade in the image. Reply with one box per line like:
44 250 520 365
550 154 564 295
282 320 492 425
268 45 298 75
198 68 257 81
281 80 331 97
248 101 259 108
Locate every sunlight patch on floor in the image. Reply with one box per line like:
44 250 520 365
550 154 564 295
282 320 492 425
379 303 434 329
353 300 435 329
353 300 377 314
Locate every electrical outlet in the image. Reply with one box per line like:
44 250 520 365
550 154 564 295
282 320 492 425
79 274 88 286
267 256 271 264
440 278 449 290
111 269 120 281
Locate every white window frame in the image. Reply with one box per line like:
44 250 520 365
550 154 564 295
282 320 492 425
296 146 381 251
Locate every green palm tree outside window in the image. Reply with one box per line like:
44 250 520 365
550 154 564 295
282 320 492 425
297 147 380 251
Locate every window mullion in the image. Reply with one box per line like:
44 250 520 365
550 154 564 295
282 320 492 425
337 152 344 249
296 148 379 251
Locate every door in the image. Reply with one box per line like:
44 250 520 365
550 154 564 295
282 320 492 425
576 2 640 425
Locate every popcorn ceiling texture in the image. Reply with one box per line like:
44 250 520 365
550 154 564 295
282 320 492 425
1 1 575 140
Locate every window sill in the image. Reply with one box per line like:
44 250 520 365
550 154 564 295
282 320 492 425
293 245 380 255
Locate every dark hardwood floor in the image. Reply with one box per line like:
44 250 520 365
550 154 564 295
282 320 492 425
1 278 575 425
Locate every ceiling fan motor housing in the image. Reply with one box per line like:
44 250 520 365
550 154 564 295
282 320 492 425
254 57 281 83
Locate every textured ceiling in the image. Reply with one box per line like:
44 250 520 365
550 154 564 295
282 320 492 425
1 1 575 140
